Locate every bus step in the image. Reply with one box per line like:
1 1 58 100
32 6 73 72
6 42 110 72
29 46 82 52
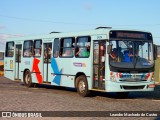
42 82 51 85
14 79 21 82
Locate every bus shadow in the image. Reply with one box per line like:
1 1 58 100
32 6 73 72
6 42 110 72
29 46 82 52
22 83 77 93
90 85 160 100
21 83 160 100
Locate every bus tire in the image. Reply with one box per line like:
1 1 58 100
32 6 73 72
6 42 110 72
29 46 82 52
76 75 90 97
24 70 33 87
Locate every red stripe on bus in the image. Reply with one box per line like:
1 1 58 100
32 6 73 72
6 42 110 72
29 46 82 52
32 58 42 84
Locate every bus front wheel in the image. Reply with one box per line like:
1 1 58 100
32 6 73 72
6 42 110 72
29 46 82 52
76 75 90 97
24 70 33 87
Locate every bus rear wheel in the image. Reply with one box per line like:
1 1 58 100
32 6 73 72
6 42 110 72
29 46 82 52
24 70 33 87
76 75 90 97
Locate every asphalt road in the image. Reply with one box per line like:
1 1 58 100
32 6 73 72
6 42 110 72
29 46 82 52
0 76 160 120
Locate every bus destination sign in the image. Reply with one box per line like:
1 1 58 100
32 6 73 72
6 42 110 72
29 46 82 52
109 31 152 40
117 32 146 39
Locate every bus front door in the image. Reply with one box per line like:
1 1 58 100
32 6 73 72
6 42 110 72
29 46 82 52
43 43 52 83
15 44 22 80
93 41 106 90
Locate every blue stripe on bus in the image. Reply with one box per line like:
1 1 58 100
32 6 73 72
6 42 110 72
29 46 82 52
51 58 62 85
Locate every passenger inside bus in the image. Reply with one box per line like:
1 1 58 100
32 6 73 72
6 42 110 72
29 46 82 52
62 48 73 57
24 49 31 57
34 49 41 56
110 48 117 61
76 45 90 57
54 50 59 58
44 47 52 62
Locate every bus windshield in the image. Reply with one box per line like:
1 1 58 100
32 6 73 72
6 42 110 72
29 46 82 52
109 40 154 69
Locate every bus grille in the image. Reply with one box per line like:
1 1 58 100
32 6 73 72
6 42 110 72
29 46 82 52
119 79 146 82
121 85 145 90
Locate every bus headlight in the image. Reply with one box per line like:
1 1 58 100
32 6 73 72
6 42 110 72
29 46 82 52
151 73 154 80
110 76 117 82
110 72 117 82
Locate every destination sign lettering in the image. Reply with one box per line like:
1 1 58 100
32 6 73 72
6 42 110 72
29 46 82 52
117 32 146 39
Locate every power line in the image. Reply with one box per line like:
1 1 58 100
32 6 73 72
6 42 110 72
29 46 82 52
0 33 25 37
1 14 160 27
0 14 99 26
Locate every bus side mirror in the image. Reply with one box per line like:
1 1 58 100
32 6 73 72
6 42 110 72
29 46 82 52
107 45 112 54
154 44 157 60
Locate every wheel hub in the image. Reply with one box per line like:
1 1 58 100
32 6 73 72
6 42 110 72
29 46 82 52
79 81 86 93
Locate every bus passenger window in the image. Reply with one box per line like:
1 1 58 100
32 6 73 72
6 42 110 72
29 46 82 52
5 42 14 57
53 38 59 58
62 48 73 56
60 37 75 57
76 36 91 58
34 40 42 57
23 40 33 57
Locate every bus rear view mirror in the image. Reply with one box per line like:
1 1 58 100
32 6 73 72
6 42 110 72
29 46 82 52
107 45 112 54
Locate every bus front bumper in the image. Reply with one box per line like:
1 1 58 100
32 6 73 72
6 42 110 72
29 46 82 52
105 80 155 92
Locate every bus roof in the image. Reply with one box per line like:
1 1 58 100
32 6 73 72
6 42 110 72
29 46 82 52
6 28 151 41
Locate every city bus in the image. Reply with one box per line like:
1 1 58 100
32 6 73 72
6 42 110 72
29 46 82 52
4 27 156 97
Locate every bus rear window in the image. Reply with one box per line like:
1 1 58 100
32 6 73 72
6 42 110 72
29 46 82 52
5 42 14 57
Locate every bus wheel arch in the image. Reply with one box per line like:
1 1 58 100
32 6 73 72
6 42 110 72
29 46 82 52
23 69 33 87
75 73 90 97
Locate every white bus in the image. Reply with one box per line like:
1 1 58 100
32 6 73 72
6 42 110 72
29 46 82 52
4 27 155 97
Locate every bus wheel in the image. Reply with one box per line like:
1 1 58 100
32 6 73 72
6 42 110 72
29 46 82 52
76 75 90 97
117 92 129 98
24 70 33 87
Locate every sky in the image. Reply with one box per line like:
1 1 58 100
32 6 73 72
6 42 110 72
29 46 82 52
0 0 160 50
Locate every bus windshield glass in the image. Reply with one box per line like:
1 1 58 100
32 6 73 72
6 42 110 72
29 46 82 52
109 39 154 69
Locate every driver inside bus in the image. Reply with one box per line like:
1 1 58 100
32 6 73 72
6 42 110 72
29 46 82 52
124 48 134 62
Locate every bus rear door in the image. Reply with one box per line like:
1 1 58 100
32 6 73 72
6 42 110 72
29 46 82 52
43 43 52 83
15 44 22 80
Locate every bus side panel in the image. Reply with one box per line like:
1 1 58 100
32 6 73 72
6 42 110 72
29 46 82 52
21 58 35 82
50 57 92 89
50 58 75 87
31 58 43 84
4 58 15 80
71 58 92 89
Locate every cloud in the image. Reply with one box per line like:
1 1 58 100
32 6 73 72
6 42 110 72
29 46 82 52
0 25 6 30
83 3 93 11
0 34 25 50
0 34 10 50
